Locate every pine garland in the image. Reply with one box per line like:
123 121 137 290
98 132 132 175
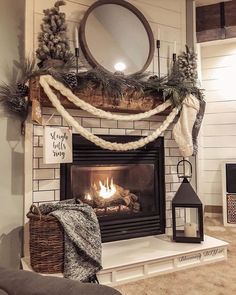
0 59 37 117
0 83 28 116
0 60 204 117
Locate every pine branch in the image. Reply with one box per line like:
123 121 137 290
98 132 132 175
0 82 28 116
0 50 204 117
55 1 66 8
13 57 37 83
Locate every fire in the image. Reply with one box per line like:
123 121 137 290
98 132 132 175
99 177 116 199
85 193 92 200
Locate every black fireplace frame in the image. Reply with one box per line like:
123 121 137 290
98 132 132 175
60 135 166 242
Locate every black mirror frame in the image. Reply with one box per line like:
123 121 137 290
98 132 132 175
79 0 155 75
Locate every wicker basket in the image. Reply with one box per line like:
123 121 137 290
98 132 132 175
27 205 64 273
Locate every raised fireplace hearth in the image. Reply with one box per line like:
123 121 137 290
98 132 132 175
60 135 165 242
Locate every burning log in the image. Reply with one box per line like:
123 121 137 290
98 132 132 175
94 205 132 215
83 180 140 213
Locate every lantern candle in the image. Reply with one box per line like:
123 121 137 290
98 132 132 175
184 222 197 237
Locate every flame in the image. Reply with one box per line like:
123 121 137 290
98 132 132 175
85 193 92 200
99 177 116 199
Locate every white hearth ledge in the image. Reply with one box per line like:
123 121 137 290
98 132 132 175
21 234 228 286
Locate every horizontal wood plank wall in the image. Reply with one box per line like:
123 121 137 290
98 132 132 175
25 0 186 76
199 41 236 206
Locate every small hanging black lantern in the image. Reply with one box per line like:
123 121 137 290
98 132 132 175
172 159 204 243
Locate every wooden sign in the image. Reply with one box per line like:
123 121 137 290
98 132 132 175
43 127 72 164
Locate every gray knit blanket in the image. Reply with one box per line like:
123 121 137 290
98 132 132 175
39 199 102 282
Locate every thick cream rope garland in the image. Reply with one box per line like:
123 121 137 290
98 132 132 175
40 75 172 121
39 75 180 151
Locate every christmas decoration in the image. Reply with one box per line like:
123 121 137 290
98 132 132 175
0 59 36 117
177 45 198 85
0 0 204 131
5 91 28 115
17 83 29 97
192 100 206 155
0 60 204 118
39 74 180 151
40 75 172 121
173 94 200 157
63 72 78 89
36 0 73 66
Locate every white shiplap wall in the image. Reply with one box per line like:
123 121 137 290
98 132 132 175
25 0 186 75
199 40 236 206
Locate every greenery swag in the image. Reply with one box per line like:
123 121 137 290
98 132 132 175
0 48 204 119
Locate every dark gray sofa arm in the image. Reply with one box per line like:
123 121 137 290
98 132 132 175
0 268 122 295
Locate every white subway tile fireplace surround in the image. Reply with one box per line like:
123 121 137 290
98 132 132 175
25 107 182 232
23 107 228 285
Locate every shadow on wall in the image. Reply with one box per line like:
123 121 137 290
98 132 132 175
0 227 23 269
6 117 24 196
3 115 24 196
0 113 24 269
11 149 24 196
0 0 25 270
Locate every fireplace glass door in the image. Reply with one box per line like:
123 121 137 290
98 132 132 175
71 164 156 217
61 135 165 242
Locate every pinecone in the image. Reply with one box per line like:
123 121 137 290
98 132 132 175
148 75 158 81
177 48 198 84
8 96 28 114
17 83 29 97
64 73 78 89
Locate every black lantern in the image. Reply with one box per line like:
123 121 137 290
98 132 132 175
172 160 204 243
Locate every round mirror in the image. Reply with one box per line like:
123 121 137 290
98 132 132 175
79 0 154 75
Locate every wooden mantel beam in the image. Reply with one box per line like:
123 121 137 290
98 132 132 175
29 76 171 115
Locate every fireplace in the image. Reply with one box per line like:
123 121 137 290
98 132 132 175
60 135 165 242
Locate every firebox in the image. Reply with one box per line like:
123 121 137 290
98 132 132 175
60 135 165 242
